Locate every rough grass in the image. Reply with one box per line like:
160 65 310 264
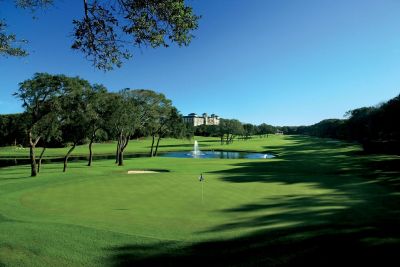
0 135 399 266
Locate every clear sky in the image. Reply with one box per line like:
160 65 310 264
1 0 400 126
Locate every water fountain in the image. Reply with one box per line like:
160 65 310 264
171 140 275 159
191 140 202 157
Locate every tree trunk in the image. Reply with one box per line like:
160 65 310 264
220 135 224 145
37 146 46 173
118 134 130 166
150 134 155 157
28 131 40 177
88 135 95 166
29 146 37 177
118 150 124 166
115 135 121 164
63 143 76 172
154 136 161 156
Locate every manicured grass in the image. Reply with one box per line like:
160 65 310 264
0 135 399 266
0 137 192 159
0 135 289 159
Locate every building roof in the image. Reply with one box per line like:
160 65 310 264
185 112 219 118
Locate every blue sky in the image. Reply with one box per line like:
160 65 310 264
1 0 400 125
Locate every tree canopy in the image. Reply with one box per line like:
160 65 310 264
14 73 65 176
10 73 190 175
1 0 200 70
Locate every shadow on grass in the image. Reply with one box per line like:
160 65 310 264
108 223 400 266
0 213 19 223
107 135 400 266
0 176 33 181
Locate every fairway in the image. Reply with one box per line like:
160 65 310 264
1 135 400 266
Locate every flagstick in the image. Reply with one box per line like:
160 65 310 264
201 181 204 203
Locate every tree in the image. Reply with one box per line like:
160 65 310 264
110 89 154 166
225 119 244 144
257 123 276 137
242 123 255 140
100 93 127 164
305 119 347 140
217 119 228 145
0 20 28 57
1 0 200 70
378 94 400 141
167 108 187 138
153 107 183 156
14 73 64 177
180 122 194 140
345 107 378 142
59 76 94 172
216 119 243 145
36 110 61 173
85 84 109 166
0 113 25 146
145 92 173 157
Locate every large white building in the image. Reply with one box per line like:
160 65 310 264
183 113 220 126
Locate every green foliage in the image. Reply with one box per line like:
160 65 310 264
165 107 186 138
140 90 173 136
297 93 400 154
14 0 53 9
14 73 67 175
0 113 25 146
2 0 199 69
1 1 53 57
242 123 255 139
257 123 276 135
215 118 244 144
14 73 65 141
0 20 28 57
115 89 155 136
194 121 277 140
58 76 94 145
7 73 189 170
85 84 109 138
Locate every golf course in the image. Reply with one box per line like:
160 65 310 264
2 1 400 266
1 135 399 266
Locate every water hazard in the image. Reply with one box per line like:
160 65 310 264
164 140 276 159
0 140 274 168
160 151 275 159
0 150 275 168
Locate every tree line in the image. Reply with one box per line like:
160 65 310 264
280 94 400 154
193 121 277 144
2 73 191 177
3 76 398 178
189 93 400 155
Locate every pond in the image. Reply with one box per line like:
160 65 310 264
0 151 275 168
160 151 275 159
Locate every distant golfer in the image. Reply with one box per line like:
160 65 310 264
199 173 205 182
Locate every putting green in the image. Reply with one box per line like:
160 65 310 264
1 135 399 266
